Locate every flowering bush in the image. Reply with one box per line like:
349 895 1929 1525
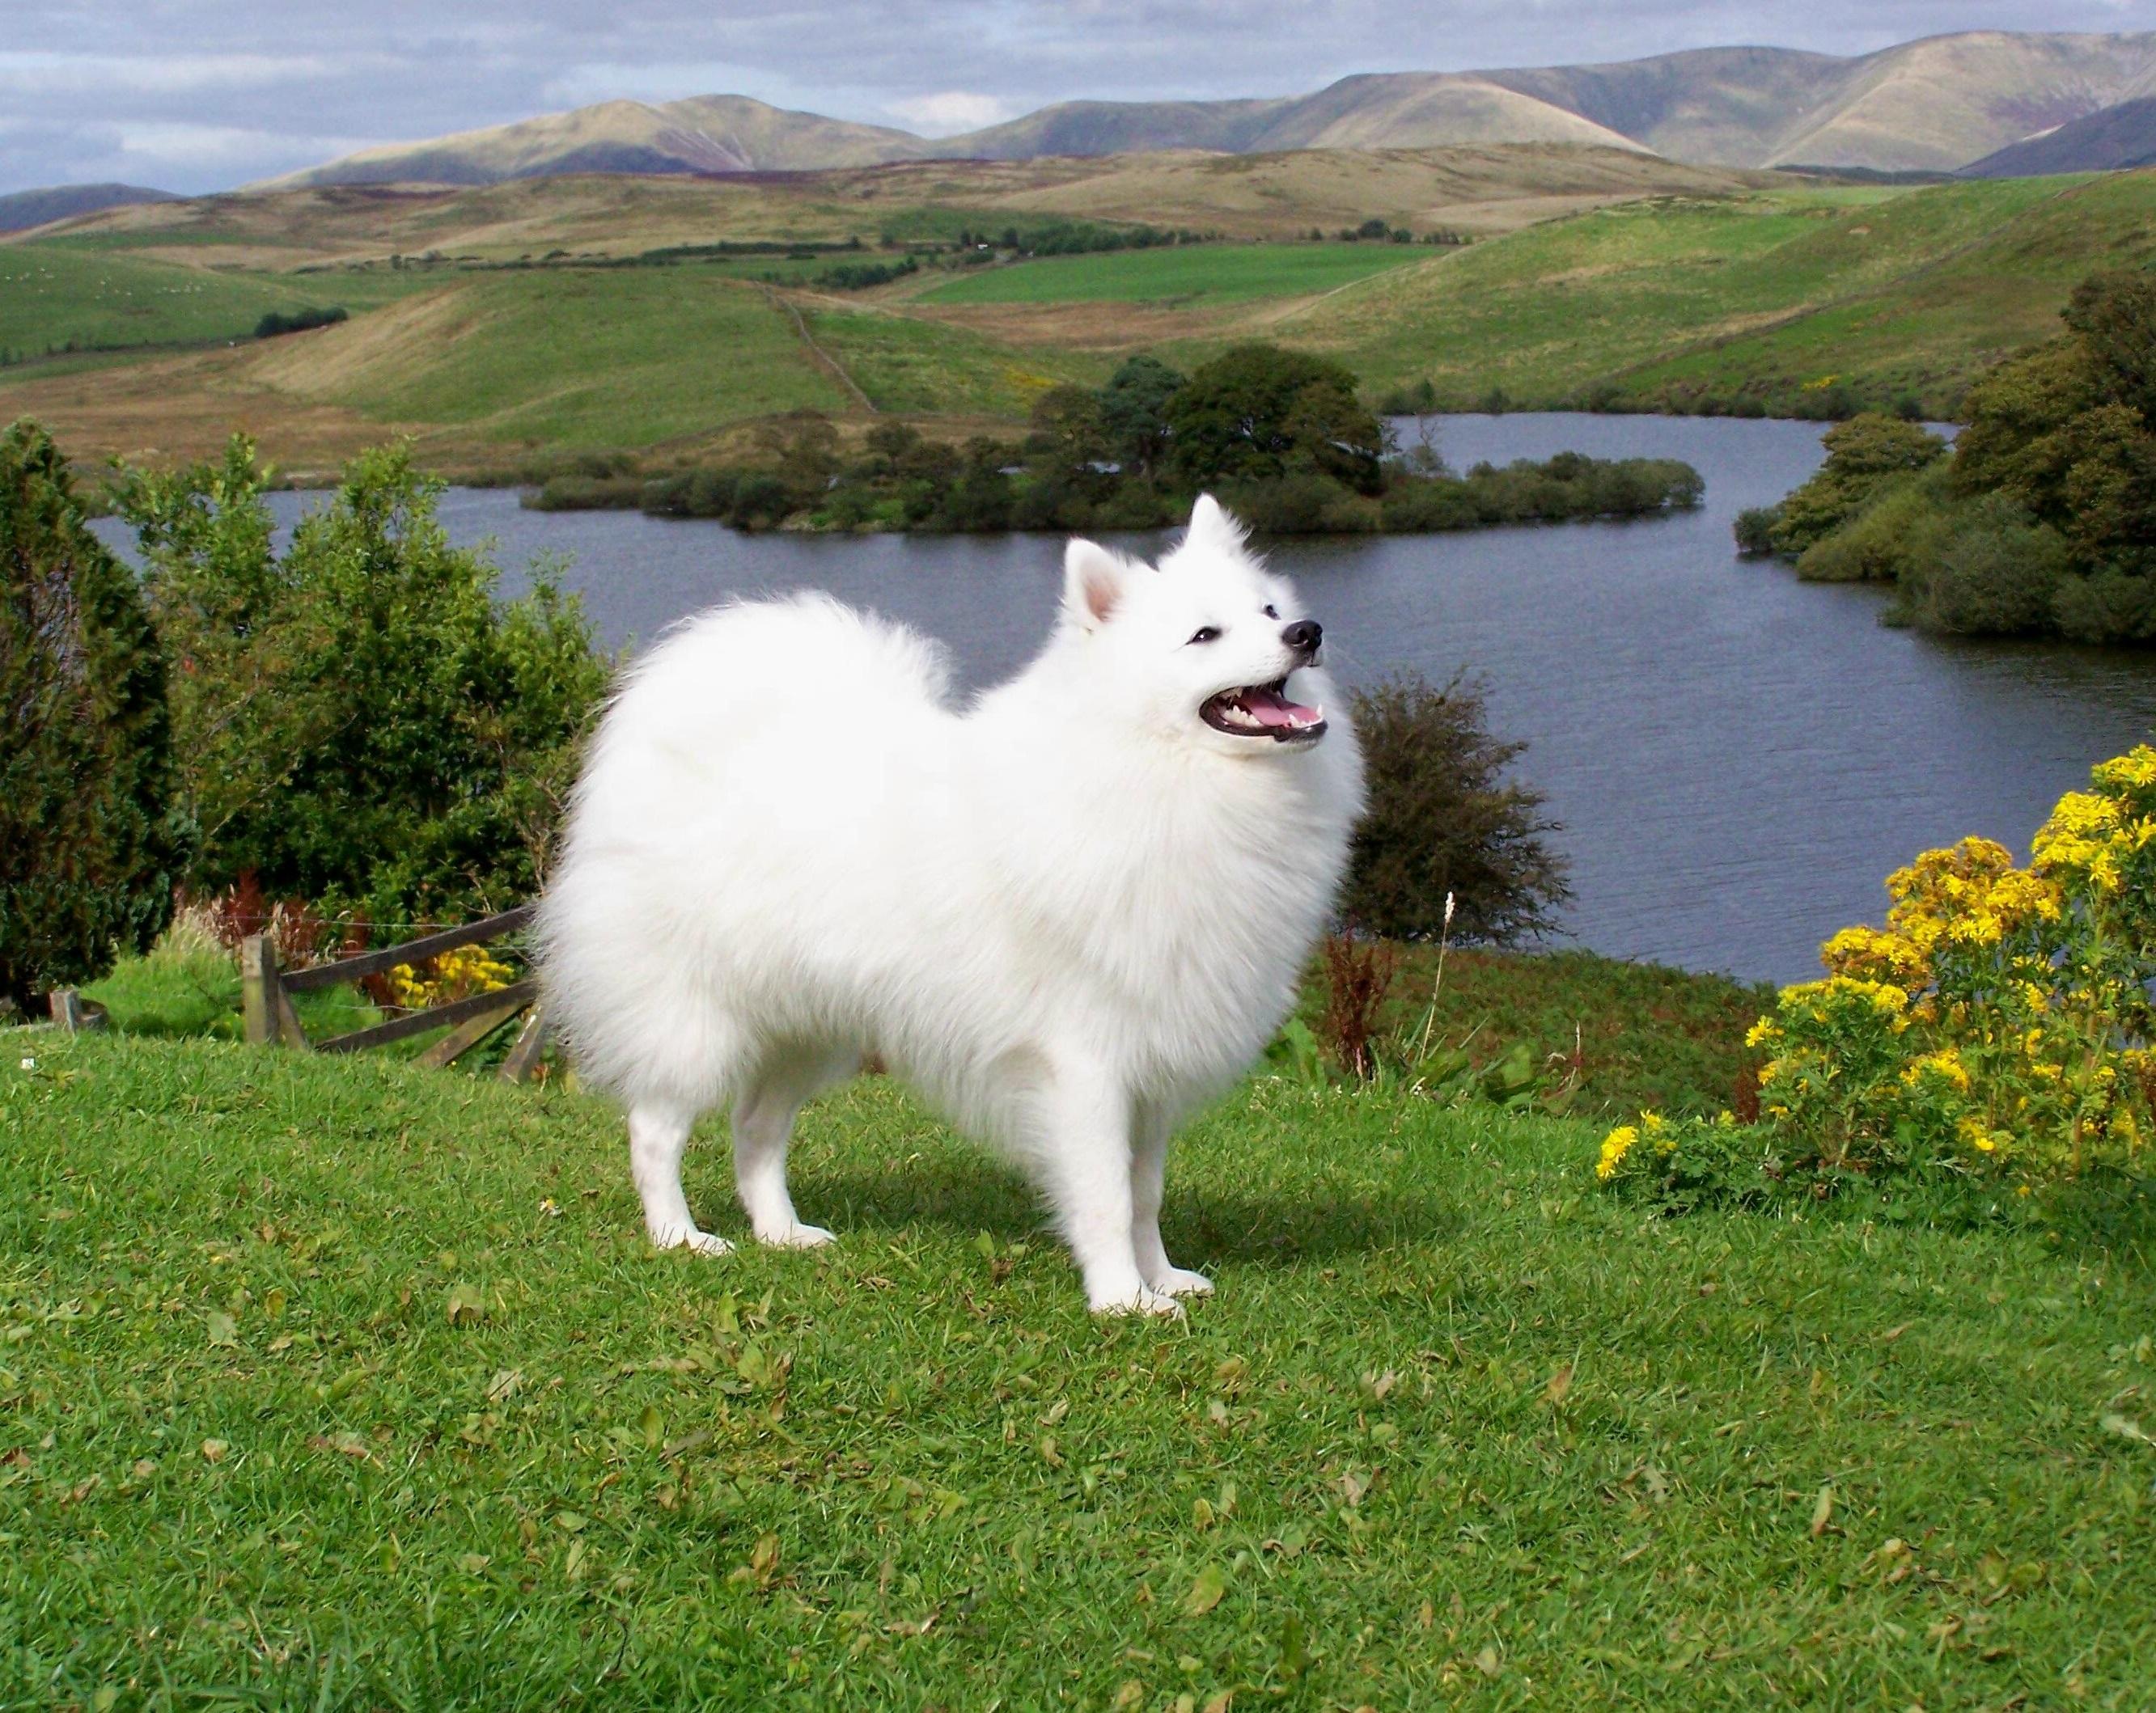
386 945 515 1012
1599 747 2156 1199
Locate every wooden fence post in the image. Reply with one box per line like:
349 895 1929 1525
241 934 277 1046
498 1002 549 1083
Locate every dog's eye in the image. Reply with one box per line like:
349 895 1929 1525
1188 626 1221 645
1262 604 1278 619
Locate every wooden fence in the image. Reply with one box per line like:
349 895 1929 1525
240 903 548 1081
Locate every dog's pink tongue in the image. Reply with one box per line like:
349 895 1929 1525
1241 686 1321 729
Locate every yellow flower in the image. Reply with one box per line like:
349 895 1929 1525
1900 1049 1972 1093
1596 1126 1640 1182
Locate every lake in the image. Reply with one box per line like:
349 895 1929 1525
97 414 2156 986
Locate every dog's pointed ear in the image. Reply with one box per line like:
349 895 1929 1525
1185 493 1247 553
1063 538 1130 631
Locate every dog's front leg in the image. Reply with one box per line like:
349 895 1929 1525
1132 1105 1212 1299
1041 1072 1180 1317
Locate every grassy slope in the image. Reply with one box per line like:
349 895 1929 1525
799 302 1106 417
5 1034 2153 1707
1618 170 2156 409
917 243 1434 307
1287 175 2137 412
252 273 855 449
0 246 362 359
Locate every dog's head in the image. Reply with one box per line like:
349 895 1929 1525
1059 495 1335 757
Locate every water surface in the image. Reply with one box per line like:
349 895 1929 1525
100 415 2156 984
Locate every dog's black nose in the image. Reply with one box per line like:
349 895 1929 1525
1281 620 1322 656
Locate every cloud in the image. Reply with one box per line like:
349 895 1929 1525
883 91 1016 134
4 0 2156 192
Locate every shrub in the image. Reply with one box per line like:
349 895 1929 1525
1768 413 1949 555
1899 497 2068 636
1732 505 1781 555
1795 461 1955 584
113 436 610 927
0 420 184 1012
253 305 348 339
1599 748 2156 1201
1343 671 1569 942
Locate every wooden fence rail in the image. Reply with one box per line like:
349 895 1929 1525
241 903 549 1081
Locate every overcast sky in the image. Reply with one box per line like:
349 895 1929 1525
6 1 2156 195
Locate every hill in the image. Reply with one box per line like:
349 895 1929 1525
0 183 177 234
25 146 1768 264
1963 94 2156 176
1281 171 2156 417
252 95 931 190
244 31 2156 189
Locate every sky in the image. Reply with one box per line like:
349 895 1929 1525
6 1 2156 195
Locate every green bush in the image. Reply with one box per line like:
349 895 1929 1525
1899 497 2069 636
1768 413 1949 555
1343 671 1569 943
0 420 183 1012
113 436 610 926
2052 567 2156 644
1794 462 1955 584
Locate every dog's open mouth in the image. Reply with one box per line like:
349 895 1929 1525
1200 679 1327 742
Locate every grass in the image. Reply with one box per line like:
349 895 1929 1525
5 1032 2154 1707
260 272 855 449
798 304 1106 417
1334 945 1771 1120
917 243 1435 308
0 247 359 362
1289 175 2133 414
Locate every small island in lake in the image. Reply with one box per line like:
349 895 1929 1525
528 343 1704 535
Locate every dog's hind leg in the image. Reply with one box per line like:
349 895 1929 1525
629 1102 732 1256
1132 1102 1213 1298
732 1051 851 1249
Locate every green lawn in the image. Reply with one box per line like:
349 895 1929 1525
5 1024 2152 1708
1291 176 2129 415
917 243 1435 308
0 245 360 362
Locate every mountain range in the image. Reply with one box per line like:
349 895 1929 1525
246 30 2156 192
0 182 179 232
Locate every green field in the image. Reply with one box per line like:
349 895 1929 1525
0 246 361 362
918 243 1436 307
6 1005 2154 1706
803 303 1106 417
1292 175 2136 415
286 272 857 449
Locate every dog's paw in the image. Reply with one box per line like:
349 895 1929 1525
651 1224 735 1257
1150 1267 1214 1297
1091 1285 1185 1319
757 1222 837 1250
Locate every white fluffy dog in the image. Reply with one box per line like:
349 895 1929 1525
536 496 1362 1313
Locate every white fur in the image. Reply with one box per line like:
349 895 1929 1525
536 495 1364 1314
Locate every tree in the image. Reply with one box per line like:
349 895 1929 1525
1342 671 1569 943
115 436 610 924
1766 412 1948 554
1164 345 1386 495
1096 355 1184 479
0 420 183 1011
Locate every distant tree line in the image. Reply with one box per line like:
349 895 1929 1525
530 344 1701 535
1736 269 2156 644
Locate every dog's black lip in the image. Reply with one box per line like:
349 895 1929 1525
1199 678 1327 743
